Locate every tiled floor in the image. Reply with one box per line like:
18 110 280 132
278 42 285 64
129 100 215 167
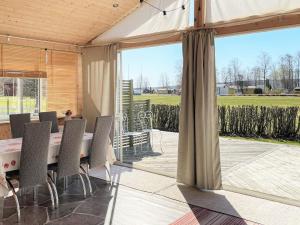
0 176 259 225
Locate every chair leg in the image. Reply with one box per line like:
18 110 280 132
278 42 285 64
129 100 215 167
80 165 92 195
104 164 112 184
46 181 55 209
50 181 59 208
6 178 20 222
47 174 59 208
78 174 87 198
12 192 20 222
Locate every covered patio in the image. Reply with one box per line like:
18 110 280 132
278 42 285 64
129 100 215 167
0 0 300 225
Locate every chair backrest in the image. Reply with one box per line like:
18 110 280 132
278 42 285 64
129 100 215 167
57 119 86 178
89 116 113 168
39 111 59 133
9 113 31 138
19 121 51 188
122 113 129 133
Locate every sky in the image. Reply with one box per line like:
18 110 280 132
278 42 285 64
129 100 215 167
122 26 300 88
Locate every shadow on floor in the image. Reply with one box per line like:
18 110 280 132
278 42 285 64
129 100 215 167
172 184 260 225
1 176 116 225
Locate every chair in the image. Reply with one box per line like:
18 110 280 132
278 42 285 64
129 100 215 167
6 121 57 221
9 113 31 138
122 113 144 155
139 111 163 153
50 119 87 201
39 111 59 133
81 116 113 194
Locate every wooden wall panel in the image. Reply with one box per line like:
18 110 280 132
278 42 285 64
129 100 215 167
47 50 82 117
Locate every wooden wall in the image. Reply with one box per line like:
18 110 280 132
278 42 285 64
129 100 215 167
0 44 83 140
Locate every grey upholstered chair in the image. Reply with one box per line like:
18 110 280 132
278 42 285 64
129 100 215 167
51 119 87 198
39 111 59 133
6 121 57 221
81 116 113 194
9 113 31 138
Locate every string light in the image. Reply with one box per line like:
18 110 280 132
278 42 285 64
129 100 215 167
139 0 186 16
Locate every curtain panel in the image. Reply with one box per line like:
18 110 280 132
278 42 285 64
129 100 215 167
82 45 117 131
177 30 222 190
82 44 117 163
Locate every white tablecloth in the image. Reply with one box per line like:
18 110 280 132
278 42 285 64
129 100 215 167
0 132 93 197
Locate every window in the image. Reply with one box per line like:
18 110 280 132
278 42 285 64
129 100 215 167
0 77 47 120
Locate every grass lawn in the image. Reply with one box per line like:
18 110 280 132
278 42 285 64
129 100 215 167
134 94 300 107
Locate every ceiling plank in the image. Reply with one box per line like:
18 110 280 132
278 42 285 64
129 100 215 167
0 0 139 45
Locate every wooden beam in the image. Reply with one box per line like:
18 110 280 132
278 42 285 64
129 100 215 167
215 13 300 36
119 33 181 50
194 0 205 28
194 0 199 27
0 35 81 53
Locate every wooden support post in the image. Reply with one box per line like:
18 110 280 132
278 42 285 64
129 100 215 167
194 0 205 28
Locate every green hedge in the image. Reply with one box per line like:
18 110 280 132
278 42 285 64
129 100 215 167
151 104 180 132
151 104 300 140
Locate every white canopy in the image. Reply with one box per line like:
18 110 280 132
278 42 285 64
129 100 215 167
92 0 190 44
206 0 300 24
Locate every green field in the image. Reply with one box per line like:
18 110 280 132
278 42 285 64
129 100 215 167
133 94 300 107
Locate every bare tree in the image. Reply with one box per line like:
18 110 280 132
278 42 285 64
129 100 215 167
270 63 280 89
220 67 229 85
258 52 271 92
294 52 300 87
285 54 294 91
160 73 170 89
136 73 143 93
143 77 150 90
174 62 182 89
243 67 252 87
229 58 242 89
278 54 294 91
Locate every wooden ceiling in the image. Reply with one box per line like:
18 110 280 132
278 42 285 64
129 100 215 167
0 0 139 45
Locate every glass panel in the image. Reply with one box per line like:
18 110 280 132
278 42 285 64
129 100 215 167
0 77 47 120
119 43 182 176
216 27 300 205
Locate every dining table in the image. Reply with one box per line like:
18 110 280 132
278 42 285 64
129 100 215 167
0 131 94 219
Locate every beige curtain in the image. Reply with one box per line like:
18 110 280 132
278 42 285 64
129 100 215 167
82 44 117 163
82 44 116 131
177 30 222 190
